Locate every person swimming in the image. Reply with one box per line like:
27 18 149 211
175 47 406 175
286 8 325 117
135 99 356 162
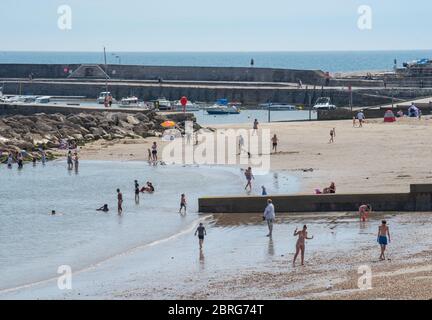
97 204 109 212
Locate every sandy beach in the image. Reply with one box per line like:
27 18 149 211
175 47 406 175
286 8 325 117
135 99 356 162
79 116 432 194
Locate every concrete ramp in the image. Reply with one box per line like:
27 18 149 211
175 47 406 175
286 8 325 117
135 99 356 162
199 184 432 213
68 64 110 79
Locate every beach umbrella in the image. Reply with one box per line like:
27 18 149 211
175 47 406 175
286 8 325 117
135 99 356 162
161 120 176 128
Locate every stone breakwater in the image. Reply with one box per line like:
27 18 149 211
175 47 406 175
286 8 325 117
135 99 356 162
0 111 198 162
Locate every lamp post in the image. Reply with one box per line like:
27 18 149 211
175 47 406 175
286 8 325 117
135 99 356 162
103 47 108 94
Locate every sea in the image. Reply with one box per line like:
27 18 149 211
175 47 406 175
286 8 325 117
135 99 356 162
0 160 298 292
1 50 431 72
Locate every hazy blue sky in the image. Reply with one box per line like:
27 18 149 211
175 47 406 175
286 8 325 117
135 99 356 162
0 0 430 51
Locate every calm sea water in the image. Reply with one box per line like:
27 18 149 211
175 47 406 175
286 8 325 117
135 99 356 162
1 50 431 72
0 160 298 291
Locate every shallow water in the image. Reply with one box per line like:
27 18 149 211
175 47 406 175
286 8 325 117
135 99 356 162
0 160 298 291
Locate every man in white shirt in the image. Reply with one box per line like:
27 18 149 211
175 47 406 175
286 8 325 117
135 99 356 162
357 111 365 127
263 199 276 237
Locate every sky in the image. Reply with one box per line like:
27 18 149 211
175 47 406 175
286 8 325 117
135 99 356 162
0 0 430 52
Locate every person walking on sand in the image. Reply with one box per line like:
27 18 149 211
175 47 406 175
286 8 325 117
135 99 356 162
378 220 391 260
151 142 158 162
238 134 245 155
195 223 207 249
293 225 314 267
329 128 336 143
252 119 259 135
134 180 140 203
244 167 254 191
263 199 275 237
179 194 187 215
357 110 365 127
271 134 279 153
117 189 123 215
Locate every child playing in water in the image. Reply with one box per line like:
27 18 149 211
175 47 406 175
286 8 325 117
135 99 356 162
378 220 391 260
179 194 187 214
194 223 207 249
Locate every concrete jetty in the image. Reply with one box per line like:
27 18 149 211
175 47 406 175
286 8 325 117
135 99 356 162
198 184 432 213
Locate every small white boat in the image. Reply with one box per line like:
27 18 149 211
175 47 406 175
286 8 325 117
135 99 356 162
118 96 142 108
260 103 297 111
155 98 172 111
97 92 113 104
313 97 337 110
173 100 201 111
206 99 240 115
35 96 51 104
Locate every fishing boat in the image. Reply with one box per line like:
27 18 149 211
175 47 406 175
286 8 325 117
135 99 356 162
260 103 297 111
206 99 241 115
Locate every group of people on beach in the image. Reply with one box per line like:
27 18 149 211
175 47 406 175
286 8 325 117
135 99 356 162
262 198 391 266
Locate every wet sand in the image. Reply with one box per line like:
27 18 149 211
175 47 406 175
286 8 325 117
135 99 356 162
1 211 431 300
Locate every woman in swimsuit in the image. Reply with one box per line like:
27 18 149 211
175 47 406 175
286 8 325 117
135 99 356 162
293 225 314 267
359 204 372 222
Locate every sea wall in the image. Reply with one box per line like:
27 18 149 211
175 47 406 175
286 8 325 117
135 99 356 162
198 184 432 213
0 63 326 84
2 80 393 106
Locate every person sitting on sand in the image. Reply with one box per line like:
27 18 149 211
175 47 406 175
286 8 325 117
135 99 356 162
97 204 109 212
359 204 372 222
293 225 314 267
323 182 336 194
378 220 391 261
